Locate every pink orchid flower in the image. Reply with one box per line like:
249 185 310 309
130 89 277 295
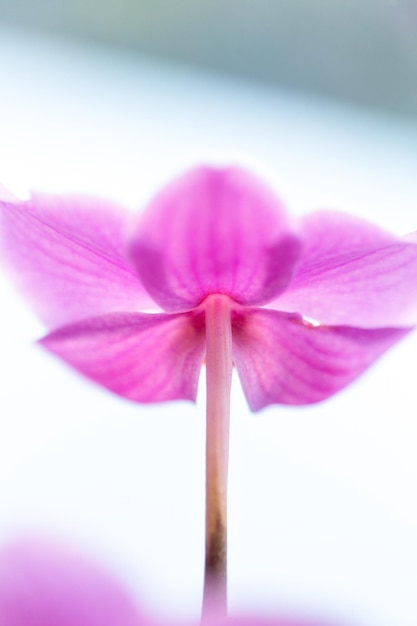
0 538 339 626
1 166 416 614
0 166 415 409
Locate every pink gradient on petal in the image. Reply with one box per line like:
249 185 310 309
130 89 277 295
128 166 302 312
217 618 334 626
0 184 20 202
0 539 146 626
40 311 205 403
274 210 417 327
232 307 410 411
0 194 157 328
404 231 417 243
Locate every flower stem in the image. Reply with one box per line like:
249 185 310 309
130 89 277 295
202 295 233 620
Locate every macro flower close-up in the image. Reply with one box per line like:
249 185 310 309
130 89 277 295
2 6 417 624
0 165 416 411
1 164 417 624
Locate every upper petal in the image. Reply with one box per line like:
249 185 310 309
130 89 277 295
273 210 417 327
0 193 156 328
0 538 144 626
232 307 410 411
128 167 302 311
40 311 205 403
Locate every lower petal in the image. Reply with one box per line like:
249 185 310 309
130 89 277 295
40 311 205 403
232 308 411 411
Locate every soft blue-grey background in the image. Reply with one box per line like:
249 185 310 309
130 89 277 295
0 0 417 115
0 12 417 626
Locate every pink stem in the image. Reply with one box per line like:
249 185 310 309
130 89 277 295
202 295 233 620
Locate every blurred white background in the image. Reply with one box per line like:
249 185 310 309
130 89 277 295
0 16 417 626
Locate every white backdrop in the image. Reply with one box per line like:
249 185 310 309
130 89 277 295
0 26 417 626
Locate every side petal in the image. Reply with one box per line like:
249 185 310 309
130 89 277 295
40 311 205 403
273 210 417 327
232 308 410 411
0 538 144 626
128 166 302 311
0 193 156 328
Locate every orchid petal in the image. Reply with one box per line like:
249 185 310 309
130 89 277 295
128 167 302 312
0 539 144 626
0 193 156 328
274 210 417 327
0 184 19 202
219 617 329 626
40 311 205 403
232 307 410 411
